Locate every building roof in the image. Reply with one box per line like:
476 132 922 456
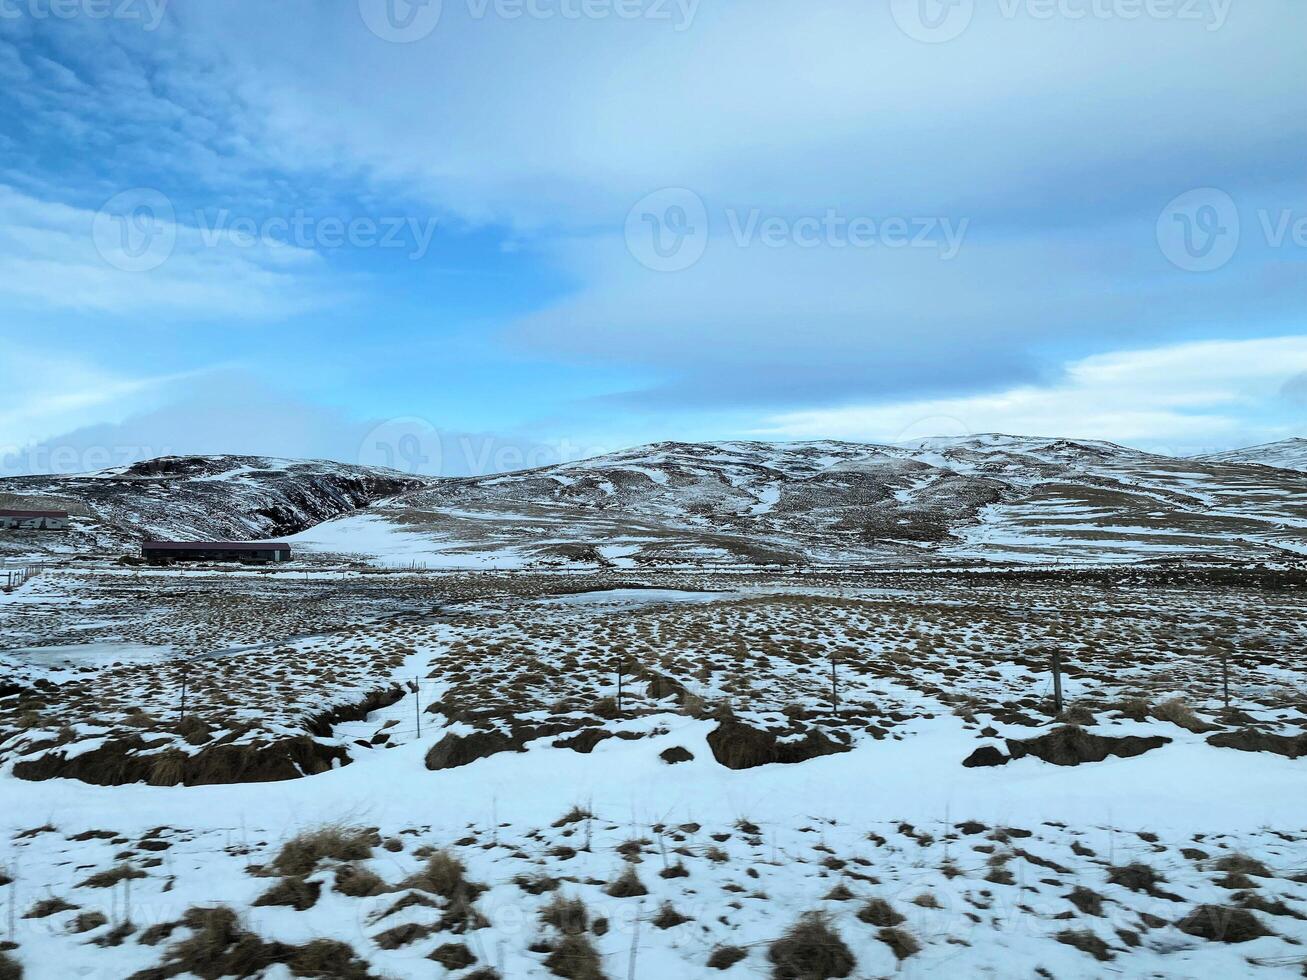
142 541 292 551
0 509 69 518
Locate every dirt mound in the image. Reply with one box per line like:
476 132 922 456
552 729 613 754
1206 729 1307 759
1005 726 1169 767
707 721 849 770
962 745 1009 767
13 735 348 786
425 730 524 770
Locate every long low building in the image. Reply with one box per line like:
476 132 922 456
1 509 69 531
141 541 292 563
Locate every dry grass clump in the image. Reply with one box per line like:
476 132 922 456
272 825 375 876
402 850 483 900
877 926 920 960
71 911 109 933
79 864 146 889
334 864 389 898
544 933 606 980
541 895 589 935
253 876 320 911
604 866 647 898
0 950 21 980
1056 929 1113 961
373 921 437 950
430 943 477 970
1107 863 1176 899
1114 697 1151 722
1066 886 1104 916
1177 904 1272 943
126 905 375 980
767 911 855 980
552 805 593 828
707 945 748 970
24 896 77 918
1213 854 1273 878
1152 698 1211 733
856 898 904 928
514 872 561 895
651 902 691 929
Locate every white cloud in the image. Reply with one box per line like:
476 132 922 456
752 336 1307 454
0 185 343 317
0 348 203 456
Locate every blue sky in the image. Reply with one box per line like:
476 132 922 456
1 0 1305 476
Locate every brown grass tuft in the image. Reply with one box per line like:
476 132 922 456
767 911 855 980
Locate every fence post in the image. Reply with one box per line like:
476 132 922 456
830 653 839 712
179 661 188 722
1051 649 1064 715
1222 648 1230 710
414 679 422 739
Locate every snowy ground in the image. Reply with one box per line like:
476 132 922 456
2 561 1305 978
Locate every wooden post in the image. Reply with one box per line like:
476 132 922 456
617 659 624 716
1051 649 1064 715
414 678 422 738
1222 649 1230 710
179 661 188 722
830 653 839 712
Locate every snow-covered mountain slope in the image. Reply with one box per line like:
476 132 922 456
294 436 1307 567
0 455 423 557
1196 437 1307 472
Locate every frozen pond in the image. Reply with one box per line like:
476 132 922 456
2 641 177 669
536 588 726 608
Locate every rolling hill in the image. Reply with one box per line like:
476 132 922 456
0 455 421 559
1196 437 1307 472
292 435 1307 568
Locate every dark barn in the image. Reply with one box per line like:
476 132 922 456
142 541 292 563
0 509 69 531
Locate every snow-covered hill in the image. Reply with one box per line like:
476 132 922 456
3 438 1304 567
293 436 1307 567
1196 437 1307 473
0 455 422 558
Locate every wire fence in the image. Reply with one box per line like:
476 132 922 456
1 564 44 593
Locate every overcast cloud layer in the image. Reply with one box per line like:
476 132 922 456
0 0 1303 473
